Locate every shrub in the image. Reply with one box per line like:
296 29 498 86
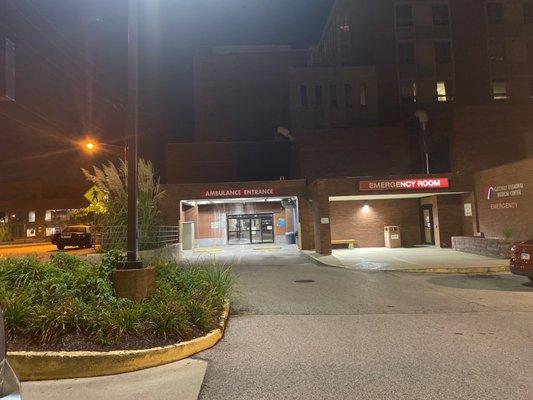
502 228 512 241
0 253 234 348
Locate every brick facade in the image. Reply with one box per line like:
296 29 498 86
474 158 533 241
330 199 422 248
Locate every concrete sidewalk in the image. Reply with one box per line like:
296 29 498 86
22 358 207 400
304 247 509 273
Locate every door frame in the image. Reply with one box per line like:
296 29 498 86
419 204 435 245
226 213 274 245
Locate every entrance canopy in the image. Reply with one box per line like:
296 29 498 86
329 191 467 201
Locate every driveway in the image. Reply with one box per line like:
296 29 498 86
198 247 533 399
0 243 94 260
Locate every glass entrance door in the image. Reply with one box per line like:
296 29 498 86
420 205 435 244
227 214 274 245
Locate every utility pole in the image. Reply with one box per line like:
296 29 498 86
125 0 141 267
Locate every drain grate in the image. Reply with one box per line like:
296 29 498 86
294 279 315 283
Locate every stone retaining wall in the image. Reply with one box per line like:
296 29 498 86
452 236 513 259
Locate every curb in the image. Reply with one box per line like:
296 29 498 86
394 265 509 274
7 303 230 382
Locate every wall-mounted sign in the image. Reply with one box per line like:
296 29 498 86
359 178 449 191
201 188 276 198
486 183 523 200
464 203 473 217
320 217 330 225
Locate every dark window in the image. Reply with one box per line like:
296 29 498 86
330 84 338 107
345 83 353 108
359 84 367 107
400 82 417 104
524 2 533 24
435 42 452 63
396 4 413 27
432 4 450 26
487 3 504 24
529 79 533 98
300 85 308 107
398 43 415 65
492 80 509 100
489 42 506 62
315 85 323 107
527 41 533 66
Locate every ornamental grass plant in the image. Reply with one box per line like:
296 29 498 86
0 252 235 350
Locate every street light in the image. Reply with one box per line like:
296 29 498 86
82 139 127 160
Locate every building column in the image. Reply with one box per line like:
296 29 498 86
311 181 332 255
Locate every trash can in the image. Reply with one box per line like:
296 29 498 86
384 226 401 248
285 232 296 244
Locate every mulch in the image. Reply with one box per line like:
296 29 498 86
7 325 206 352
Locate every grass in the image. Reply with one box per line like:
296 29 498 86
0 251 235 349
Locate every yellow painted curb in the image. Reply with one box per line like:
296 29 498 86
7 303 230 382
253 245 281 250
396 265 509 274
193 248 223 253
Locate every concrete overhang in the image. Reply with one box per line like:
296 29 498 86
329 191 468 202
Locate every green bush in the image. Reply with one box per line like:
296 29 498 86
0 253 234 347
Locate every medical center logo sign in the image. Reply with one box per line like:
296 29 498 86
485 183 523 210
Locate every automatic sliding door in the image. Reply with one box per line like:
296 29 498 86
227 214 274 245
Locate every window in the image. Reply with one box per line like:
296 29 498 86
345 83 353 108
487 3 504 24
489 42 506 62
28 211 36 223
396 4 413 27
300 85 308 107
524 2 533 24
436 81 454 102
400 82 417 103
330 85 338 107
315 85 323 108
433 4 450 26
435 42 452 64
45 210 52 221
398 43 415 65
492 80 509 99
529 79 533 99
359 84 367 107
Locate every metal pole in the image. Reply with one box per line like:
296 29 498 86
126 0 139 264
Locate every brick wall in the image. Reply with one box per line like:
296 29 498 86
329 199 422 248
450 105 533 175
474 158 533 241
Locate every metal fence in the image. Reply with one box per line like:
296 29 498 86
93 225 179 251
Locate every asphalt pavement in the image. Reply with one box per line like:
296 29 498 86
197 247 533 400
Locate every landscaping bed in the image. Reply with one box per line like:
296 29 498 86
0 252 234 352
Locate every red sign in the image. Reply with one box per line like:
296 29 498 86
359 178 450 191
200 188 276 198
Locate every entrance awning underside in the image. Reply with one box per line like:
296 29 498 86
329 192 467 201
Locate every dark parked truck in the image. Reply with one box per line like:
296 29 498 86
1 308 22 399
52 225 93 250
510 239 533 282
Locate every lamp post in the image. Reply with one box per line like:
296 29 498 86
125 0 141 268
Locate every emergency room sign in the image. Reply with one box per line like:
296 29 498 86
359 178 450 191
201 188 276 198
